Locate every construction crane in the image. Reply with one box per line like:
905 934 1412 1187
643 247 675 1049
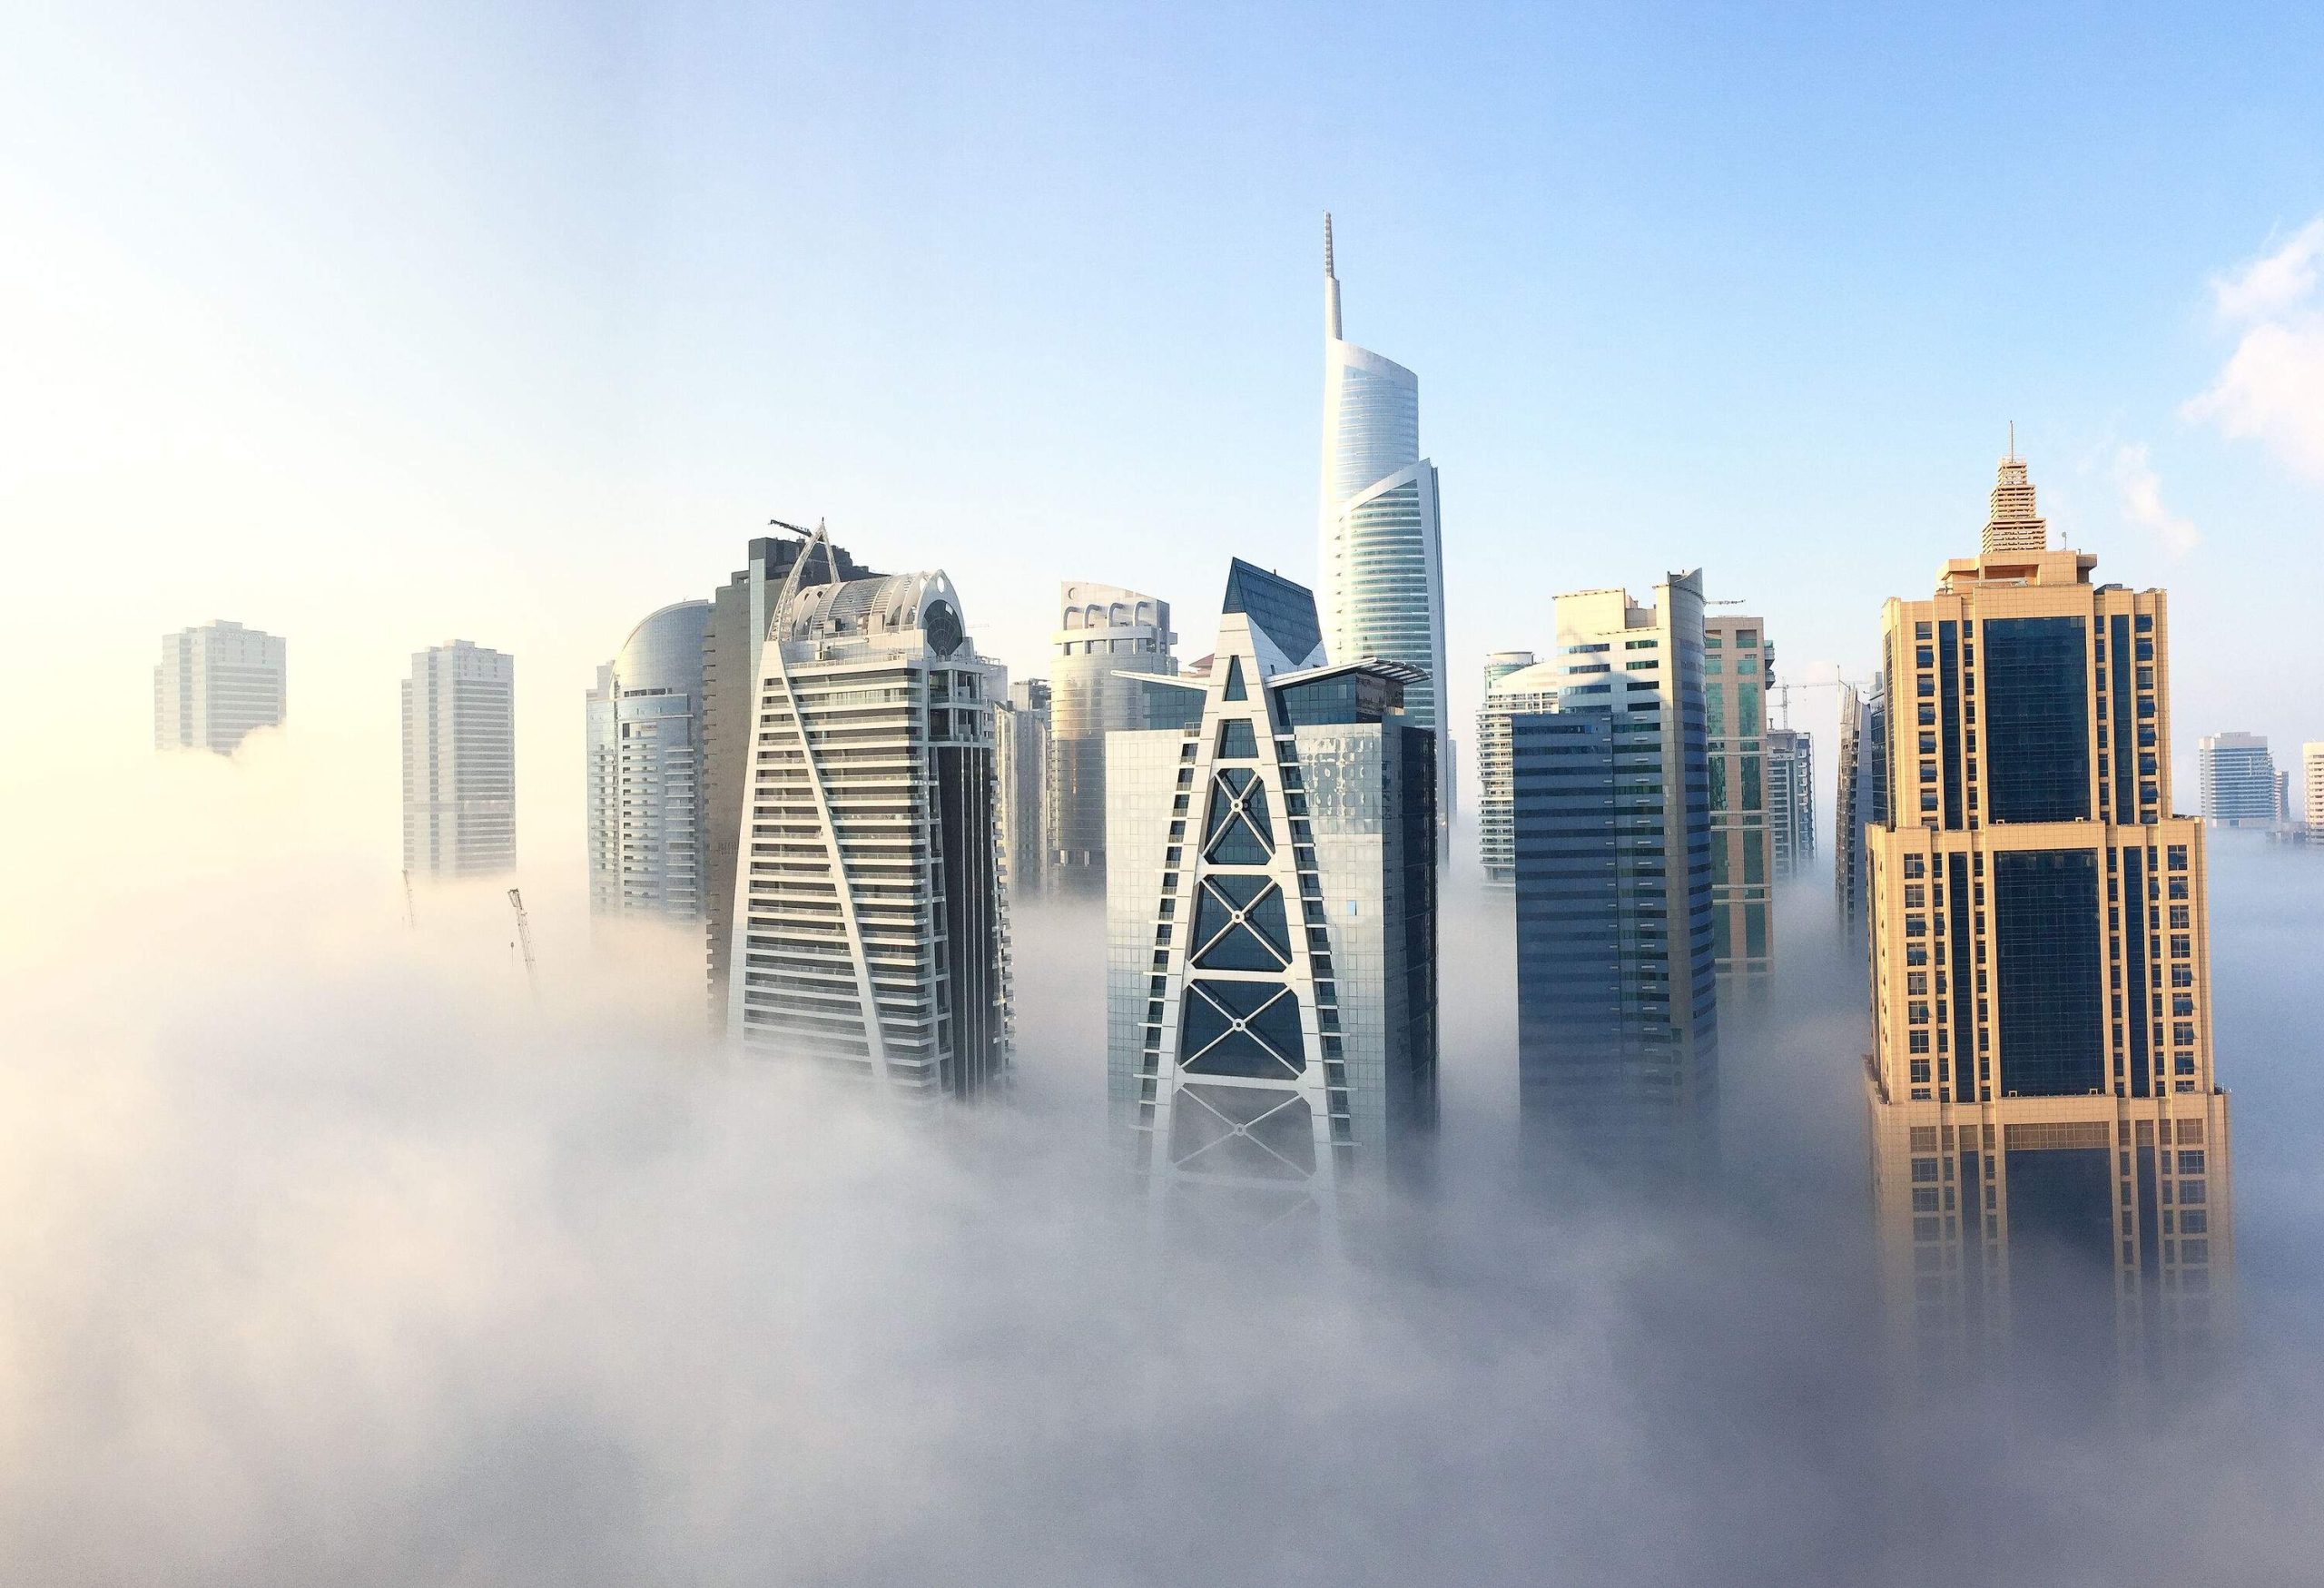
506 887 539 1003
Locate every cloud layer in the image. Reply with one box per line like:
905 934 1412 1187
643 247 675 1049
5 740 2324 1586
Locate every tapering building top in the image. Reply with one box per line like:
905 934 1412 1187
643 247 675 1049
1982 434 2048 556
1317 214 1449 853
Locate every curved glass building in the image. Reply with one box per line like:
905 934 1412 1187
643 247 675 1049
587 599 713 922
1318 214 1449 853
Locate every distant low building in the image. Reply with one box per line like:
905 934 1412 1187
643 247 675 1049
403 640 515 879
2198 732 2279 829
155 620 285 754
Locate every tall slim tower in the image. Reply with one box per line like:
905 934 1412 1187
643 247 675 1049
1476 652 1561 886
1767 727 1816 879
402 640 516 879
1049 581 1177 893
586 600 712 922
1319 214 1451 853
1835 673 1889 951
1705 614 1777 995
725 534 1009 1100
1106 560 1438 1228
154 620 286 754
1865 456 2230 1371
1512 572 1718 1187
994 677 1054 902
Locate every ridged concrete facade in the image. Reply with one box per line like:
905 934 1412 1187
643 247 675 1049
726 537 1009 1100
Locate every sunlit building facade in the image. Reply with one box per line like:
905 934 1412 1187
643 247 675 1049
1319 214 1450 854
402 639 515 879
1866 455 2231 1372
1106 560 1438 1231
1050 581 1177 893
724 538 1009 1100
586 600 712 922
1512 572 1718 1187
2306 744 2324 839
994 676 1053 902
154 620 286 755
1476 651 1561 886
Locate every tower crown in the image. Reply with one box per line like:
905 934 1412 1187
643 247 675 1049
1983 442 2048 556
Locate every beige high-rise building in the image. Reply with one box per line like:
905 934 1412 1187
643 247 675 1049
1706 614 1776 993
1866 454 2230 1373
2303 743 2324 838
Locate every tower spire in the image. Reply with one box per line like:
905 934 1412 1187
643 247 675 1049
1323 211 1342 340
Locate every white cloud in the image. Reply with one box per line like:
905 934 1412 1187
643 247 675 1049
2210 219 2324 322
2112 444 2201 557
2186 218 2324 482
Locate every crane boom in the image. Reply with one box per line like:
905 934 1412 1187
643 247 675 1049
506 887 539 1003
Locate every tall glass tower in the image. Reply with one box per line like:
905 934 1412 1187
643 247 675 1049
1319 214 1450 853
1511 572 1718 1189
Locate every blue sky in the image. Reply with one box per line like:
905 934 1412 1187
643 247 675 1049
5 0 2322 847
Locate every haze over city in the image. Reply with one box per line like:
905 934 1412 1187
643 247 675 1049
6 4 2324 1585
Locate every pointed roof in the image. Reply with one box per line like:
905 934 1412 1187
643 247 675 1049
1222 559 1324 669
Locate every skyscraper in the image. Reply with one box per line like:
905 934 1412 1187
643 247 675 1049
402 640 516 879
1865 455 2230 1370
995 677 1053 902
154 620 286 754
1049 581 1177 893
1767 727 1817 880
2305 744 2324 839
702 533 881 1029
1835 673 1889 951
724 532 1009 1100
1512 572 1718 1187
2197 732 2280 829
1319 214 1450 854
1106 560 1438 1228
1476 652 1561 887
586 600 712 922
1705 614 1777 993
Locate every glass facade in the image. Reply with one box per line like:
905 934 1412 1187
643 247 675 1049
1992 849 2104 1095
1983 616 2092 823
